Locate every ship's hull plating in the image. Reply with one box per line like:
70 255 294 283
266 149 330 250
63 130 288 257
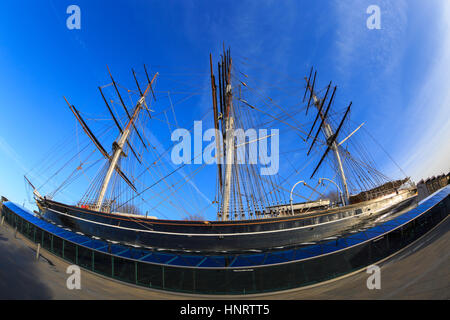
38 190 416 252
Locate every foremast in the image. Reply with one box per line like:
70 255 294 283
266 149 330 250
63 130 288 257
95 72 158 211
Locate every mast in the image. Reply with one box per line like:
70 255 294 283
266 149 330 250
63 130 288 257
304 73 350 205
209 54 223 193
95 72 158 212
219 49 234 221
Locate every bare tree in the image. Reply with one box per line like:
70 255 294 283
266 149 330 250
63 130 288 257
323 190 340 203
183 213 206 221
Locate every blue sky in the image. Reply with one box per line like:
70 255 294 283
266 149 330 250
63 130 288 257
0 0 449 219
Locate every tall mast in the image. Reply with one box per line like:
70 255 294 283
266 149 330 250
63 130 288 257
95 72 158 212
209 54 223 193
304 74 350 205
221 49 234 221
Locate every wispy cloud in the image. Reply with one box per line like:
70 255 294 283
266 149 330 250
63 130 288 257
396 2 450 181
0 136 30 174
332 0 449 181
333 0 408 81
0 136 75 203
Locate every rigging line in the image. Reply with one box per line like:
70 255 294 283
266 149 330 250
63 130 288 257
232 65 302 99
59 153 107 197
132 171 193 218
80 154 106 199
139 124 200 215
340 147 391 182
360 125 408 178
114 137 208 216
80 157 109 203
154 90 209 95
28 124 88 177
252 101 312 128
106 66 149 151
242 100 280 209
132 108 212 182
233 108 252 218
51 156 104 199
109 98 126 128
189 201 215 221
340 132 388 180
149 162 207 212
232 73 305 130
77 112 121 182
168 91 179 128
84 118 114 121
233 55 305 86
114 144 206 211
159 106 201 209
117 82 139 95
154 76 209 90
112 129 207 214
38 138 97 191
278 147 308 155
238 99 308 141
99 83 113 89
259 174 310 202
150 115 179 129
35 129 93 182
150 92 203 118
70 102 138 194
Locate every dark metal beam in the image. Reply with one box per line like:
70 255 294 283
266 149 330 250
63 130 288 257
310 102 351 179
132 68 143 96
143 64 157 101
303 67 313 102
98 87 142 164
99 86 123 134
210 53 223 190
306 71 316 115
65 97 138 192
106 66 148 151
307 81 331 141
307 85 337 155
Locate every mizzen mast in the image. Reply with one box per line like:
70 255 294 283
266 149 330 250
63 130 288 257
303 68 351 205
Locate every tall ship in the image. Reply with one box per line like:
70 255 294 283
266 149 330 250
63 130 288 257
27 48 417 253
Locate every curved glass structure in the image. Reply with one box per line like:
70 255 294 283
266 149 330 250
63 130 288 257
1 186 449 294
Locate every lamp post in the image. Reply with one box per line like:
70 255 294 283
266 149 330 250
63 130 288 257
319 177 345 206
290 180 306 215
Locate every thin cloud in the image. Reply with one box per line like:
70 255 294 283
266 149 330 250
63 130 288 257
396 2 450 180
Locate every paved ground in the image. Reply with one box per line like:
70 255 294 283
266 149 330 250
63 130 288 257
0 216 448 299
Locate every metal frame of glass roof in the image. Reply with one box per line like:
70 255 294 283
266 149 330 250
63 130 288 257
3 185 449 269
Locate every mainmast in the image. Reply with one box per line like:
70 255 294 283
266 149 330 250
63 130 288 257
210 48 234 221
221 49 234 221
95 71 158 212
304 69 350 205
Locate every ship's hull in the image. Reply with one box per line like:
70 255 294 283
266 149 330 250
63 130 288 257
37 189 416 252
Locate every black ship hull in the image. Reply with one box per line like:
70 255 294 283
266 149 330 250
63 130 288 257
37 190 416 252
